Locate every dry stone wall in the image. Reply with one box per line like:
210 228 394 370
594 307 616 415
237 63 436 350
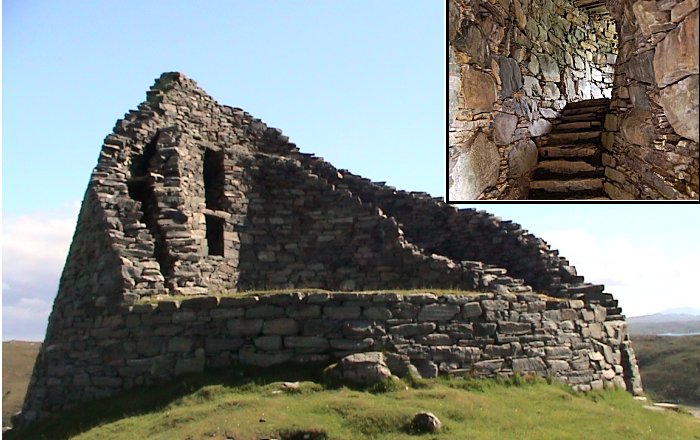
18 73 642 428
602 0 699 199
449 0 618 199
21 290 642 426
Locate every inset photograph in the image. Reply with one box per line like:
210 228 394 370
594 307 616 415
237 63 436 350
448 0 699 201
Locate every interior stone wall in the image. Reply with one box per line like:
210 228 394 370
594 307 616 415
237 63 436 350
602 0 699 199
449 0 618 200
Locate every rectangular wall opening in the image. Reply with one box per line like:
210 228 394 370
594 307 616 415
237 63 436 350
204 148 225 211
205 214 225 256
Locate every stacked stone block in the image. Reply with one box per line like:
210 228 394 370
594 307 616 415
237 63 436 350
18 72 642 428
602 0 699 199
449 0 618 199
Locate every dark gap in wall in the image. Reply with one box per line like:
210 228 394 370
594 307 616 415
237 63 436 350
205 214 225 256
127 132 171 275
204 148 225 210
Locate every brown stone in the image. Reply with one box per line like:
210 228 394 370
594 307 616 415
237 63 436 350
658 74 699 142
620 110 657 146
448 0 462 42
671 0 699 23
514 0 527 30
604 182 637 199
453 21 487 66
654 10 699 88
461 66 497 114
633 1 671 37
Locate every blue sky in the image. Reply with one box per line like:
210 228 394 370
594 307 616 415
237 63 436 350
3 1 700 340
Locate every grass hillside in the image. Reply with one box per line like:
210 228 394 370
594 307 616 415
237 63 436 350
632 335 700 405
2 341 41 427
8 364 699 440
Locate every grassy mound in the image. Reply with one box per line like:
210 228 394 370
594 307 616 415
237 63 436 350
8 364 699 440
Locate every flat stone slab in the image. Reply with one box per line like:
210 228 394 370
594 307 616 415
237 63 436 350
538 145 599 159
530 178 604 192
536 160 602 174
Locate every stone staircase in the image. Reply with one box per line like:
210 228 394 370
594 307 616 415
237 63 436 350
529 98 610 200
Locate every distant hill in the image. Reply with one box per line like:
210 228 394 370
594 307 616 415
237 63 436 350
632 335 700 405
2 341 41 427
628 313 700 336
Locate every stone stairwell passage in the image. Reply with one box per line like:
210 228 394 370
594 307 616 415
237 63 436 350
529 98 611 200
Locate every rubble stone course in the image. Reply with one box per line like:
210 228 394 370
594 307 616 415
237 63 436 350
18 72 642 428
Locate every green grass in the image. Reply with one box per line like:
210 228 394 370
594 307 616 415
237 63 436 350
633 335 700 405
9 365 699 440
2 341 41 426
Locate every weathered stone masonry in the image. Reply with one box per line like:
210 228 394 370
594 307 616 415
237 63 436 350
19 73 642 427
449 0 699 199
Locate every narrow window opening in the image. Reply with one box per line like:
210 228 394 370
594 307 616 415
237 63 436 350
203 148 225 210
205 214 225 256
127 133 171 272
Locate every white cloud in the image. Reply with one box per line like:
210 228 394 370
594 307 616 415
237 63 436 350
541 229 700 317
2 205 79 340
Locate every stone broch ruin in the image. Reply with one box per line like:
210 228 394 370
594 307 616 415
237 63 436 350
18 73 642 427
449 0 699 199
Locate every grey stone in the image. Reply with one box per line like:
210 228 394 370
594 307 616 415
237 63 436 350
498 56 523 98
542 82 561 100
507 140 538 180
453 21 487 66
417 304 461 321
522 76 542 97
627 50 656 84
449 132 500 200
493 112 518 145
284 336 330 350
227 319 263 336
239 347 293 367
175 355 205 375
539 54 561 82
364 306 392 320
324 306 361 320
254 335 283 351
462 302 483 318
333 352 394 385
412 412 442 433
529 118 552 137
512 357 547 373
262 318 299 336
528 54 540 75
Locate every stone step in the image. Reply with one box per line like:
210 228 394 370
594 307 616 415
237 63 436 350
528 189 608 200
564 98 610 109
559 112 606 122
529 178 604 192
552 121 602 132
542 131 602 145
535 160 603 175
538 145 600 159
